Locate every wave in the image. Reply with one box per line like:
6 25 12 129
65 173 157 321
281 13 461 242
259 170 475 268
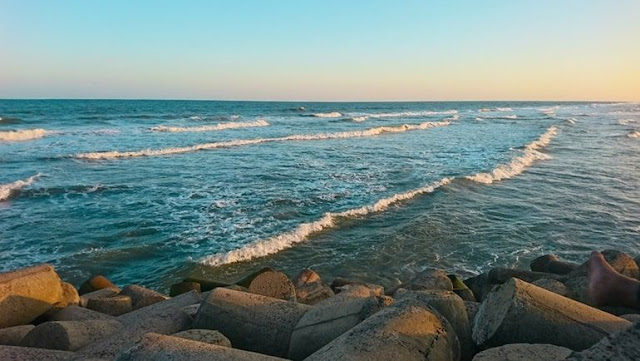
628 130 640 138
75 120 452 160
150 119 269 133
199 178 453 266
0 129 52 141
312 112 342 118
619 119 638 125
478 107 513 112
466 126 558 184
0 116 22 125
350 116 369 122
474 115 517 120
565 118 576 124
0 174 41 201
366 110 458 118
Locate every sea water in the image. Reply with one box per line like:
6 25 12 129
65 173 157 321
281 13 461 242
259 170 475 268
1 100 638 290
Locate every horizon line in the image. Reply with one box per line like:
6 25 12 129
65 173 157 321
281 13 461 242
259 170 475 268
0 98 632 103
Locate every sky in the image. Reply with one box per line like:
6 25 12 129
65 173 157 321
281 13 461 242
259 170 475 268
1 1 639 101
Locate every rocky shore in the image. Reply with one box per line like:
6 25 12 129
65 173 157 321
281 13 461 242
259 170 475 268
1 250 640 360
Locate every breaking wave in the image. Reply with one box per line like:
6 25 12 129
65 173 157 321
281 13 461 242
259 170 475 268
565 118 576 124
199 178 453 266
75 121 452 160
466 126 557 184
350 116 369 122
312 112 342 118
474 115 517 121
619 119 638 126
478 108 513 112
0 129 52 141
150 119 269 133
0 174 41 201
628 130 640 139
366 110 458 118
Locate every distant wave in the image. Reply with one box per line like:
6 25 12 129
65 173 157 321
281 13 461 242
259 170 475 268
466 126 557 184
474 115 517 121
565 118 576 124
199 177 453 266
540 106 559 117
0 174 41 201
75 120 452 160
367 110 458 118
0 129 52 141
478 107 513 112
312 112 342 118
628 130 640 139
350 116 369 122
150 119 269 133
619 119 638 125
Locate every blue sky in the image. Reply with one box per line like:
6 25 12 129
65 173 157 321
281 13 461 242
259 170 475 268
1 1 638 100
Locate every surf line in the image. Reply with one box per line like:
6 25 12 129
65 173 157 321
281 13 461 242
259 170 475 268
149 119 269 133
74 120 452 160
0 174 41 202
198 125 558 267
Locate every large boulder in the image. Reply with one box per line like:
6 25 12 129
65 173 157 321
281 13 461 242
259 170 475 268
567 321 640 360
293 269 334 305
49 305 115 322
0 264 64 328
247 270 297 301
120 285 169 310
78 275 118 295
20 319 123 351
87 295 132 316
0 345 74 361
172 329 232 347
0 325 34 346
473 343 572 360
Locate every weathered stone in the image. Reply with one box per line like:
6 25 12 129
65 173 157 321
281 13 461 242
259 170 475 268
563 250 640 303
293 269 333 305
115 333 288 361
473 278 631 351
87 295 132 316
305 299 460 361
465 301 480 325
21 319 123 351
567 321 640 360
236 267 276 288
404 269 453 291
247 270 296 301
194 288 310 358
530 255 577 274
170 281 201 297
532 278 571 297
183 277 230 292
293 269 321 287
181 304 200 319
172 329 232 347
488 267 562 284
57 282 80 308
0 264 64 328
530 254 560 272
473 343 572 361
79 275 117 295
398 289 473 361
79 287 121 307
330 277 384 295
620 314 640 323
120 285 169 310
449 274 476 301
464 273 494 302
0 325 34 346
0 345 74 361
49 305 115 322
288 294 392 360
76 291 201 360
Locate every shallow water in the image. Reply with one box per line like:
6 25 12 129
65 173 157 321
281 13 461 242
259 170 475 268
1 100 638 291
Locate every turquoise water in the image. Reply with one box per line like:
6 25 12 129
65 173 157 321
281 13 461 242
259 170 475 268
1 100 638 291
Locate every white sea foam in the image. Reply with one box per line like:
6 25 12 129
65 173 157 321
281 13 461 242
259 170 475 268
0 129 51 141
466 126 557 184
628 130 640 138
367 110 458 118
565 118 576 124
479 107 513 112
312 112 343 118
474 115 516 120
199 177 453 266
350 116 369 122
75 121 451 160
0 174 41 201
150 119 269 133
619 119 638 125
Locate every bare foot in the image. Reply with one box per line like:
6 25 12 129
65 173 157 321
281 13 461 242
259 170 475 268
587 251 618 306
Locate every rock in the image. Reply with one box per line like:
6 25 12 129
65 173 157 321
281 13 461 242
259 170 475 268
183 277 230 292
79 275 118 295
170 281 201 297
20 319 123 351
120 285 169 310
79 287 121 307
181 304 200 319
0 325 34 346
404 269 453 291
87 295 133 316
57 282 80 308
49 305 115 321
620 314 640 323
464 272 496 302
530 254 560 272
193 288 310 358
330 277 384 295
0 345 74 361
563 250 640 303
473 343 572 360
235 267 276 288
76 290 201 360
398 289 473 361
293 269 334 305
304 298 460 361
172 329 232 347
530 254 577 275
449 274 476 301
288 294 392 360
472 278 631 351
115 332 288 361
0 264 64 328
465 301 480 324
531 278 571 297
247 270 296 301
488 268 562 284
567 321 640 360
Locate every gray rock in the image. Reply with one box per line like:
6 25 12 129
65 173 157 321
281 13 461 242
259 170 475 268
0 345 74 361
87 295 132 316
620 314 640 323
330 277 384 295
79 287 121 307
21 319 123 351
293 269 334 305
172 329 232 347
531 278 571 297
567 321 640 360
120 285 169 310
247 270 296 301
0 325 34 346
405 269 453 291
49 305 115 322
79 275 118 295
170 281 201 297
473 343 572 360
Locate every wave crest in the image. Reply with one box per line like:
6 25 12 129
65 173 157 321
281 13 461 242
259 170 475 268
479 107 513 112
0 174 41 201
628 130 640 138
199 178 453 266
466 126 557 184
150 119 269 133
312 112 342 118
0 129 51 141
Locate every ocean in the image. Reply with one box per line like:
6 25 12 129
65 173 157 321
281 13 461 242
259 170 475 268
1 100 638 291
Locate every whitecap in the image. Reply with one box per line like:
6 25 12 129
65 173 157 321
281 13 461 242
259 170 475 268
150 119 269 133
312 112 342 118
0 174 41 201
618 119 638 126
628 130 640 138
0 129 52 141
478 107 513 112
